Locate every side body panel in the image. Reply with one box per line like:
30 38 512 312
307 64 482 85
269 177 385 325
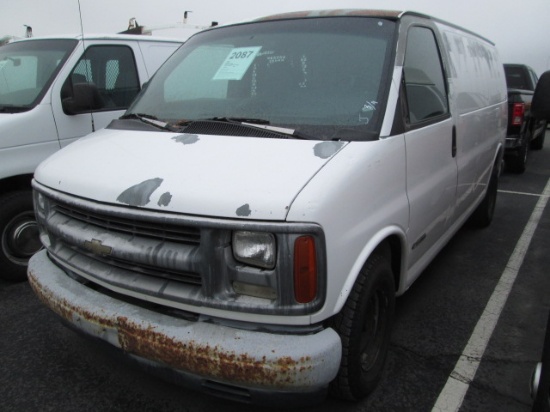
137 40 181 78
0 107 60 179
286 136 409 322
438 22 507 221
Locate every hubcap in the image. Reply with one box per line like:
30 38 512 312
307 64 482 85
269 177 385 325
2 212 42 265
360 289 389 372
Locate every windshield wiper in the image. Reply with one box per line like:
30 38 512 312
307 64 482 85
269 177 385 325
120 113 178 132
173 117 315 140
240 122 314 140
213 117 270 125
171 117 270 128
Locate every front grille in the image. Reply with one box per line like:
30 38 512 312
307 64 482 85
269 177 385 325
34 182 326 316
55 203 201 245
48 201 203 287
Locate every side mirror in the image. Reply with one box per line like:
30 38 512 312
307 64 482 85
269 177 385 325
62 82 103 115
531 71 550 121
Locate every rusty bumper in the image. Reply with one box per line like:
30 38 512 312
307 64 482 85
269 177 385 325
28 250 341 402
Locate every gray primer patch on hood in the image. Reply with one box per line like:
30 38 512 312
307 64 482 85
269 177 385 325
117 178 163 207
158 192 172 207
313 141 345 159
236 203 251 217
172 134 200 145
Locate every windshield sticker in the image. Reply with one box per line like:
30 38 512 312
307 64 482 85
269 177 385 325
0 61 8 70
213 46 262 81
359 100 378 123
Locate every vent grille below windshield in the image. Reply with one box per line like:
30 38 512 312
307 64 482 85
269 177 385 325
182 121 287 139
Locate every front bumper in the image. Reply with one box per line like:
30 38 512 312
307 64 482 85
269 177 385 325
28 250 342 405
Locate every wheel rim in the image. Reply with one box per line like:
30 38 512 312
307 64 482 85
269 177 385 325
1 211 42 265
360 287 389 373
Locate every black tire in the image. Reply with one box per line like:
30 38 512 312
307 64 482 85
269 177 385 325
508 129 530 174
471 167 498 228
329 252 395 400
530 123 546 150
0 190 42 281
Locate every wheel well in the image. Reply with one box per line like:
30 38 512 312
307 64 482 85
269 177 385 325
373 235 402 292
0 174 34 194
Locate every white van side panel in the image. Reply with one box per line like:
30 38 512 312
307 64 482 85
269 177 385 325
0 105 59 180
438 23 507 221
286 136 409 322
138 41 181 79
0 142 60 181
0 105 59 151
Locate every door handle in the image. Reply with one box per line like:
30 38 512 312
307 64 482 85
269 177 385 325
452 126 457 158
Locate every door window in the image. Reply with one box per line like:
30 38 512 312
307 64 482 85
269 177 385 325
403 27 448 125
61 45 140 113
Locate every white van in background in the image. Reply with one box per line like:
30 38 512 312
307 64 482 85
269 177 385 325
0 34 182 280
28 11 507 405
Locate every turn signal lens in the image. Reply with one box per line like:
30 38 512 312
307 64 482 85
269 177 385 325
294 236 317 303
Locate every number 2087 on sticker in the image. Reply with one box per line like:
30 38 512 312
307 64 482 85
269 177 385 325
213 46 262 81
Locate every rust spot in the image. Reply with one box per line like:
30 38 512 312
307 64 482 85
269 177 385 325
28 270 116 329
117 320 310 387
28 270 314 388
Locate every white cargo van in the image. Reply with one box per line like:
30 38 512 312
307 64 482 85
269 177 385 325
28 10 507 405
0 34 182 280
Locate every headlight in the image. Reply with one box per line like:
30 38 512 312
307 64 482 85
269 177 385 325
34 191 49 219
232 231 276 269
32 190 51 248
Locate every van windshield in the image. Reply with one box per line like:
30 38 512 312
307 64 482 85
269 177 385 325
0 39 77 112
127 17 396 141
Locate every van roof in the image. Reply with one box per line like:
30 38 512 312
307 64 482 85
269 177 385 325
8 33 183 44
253 9 493 45
254 9 404 21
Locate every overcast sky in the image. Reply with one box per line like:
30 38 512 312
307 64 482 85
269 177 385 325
3 0 550 75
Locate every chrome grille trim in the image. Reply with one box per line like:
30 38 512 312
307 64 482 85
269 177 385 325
55 203 201 244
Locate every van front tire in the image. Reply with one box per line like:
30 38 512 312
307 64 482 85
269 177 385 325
0 191 42 281
329 252 395 400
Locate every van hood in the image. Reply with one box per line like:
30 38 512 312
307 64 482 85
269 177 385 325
35 128 347 220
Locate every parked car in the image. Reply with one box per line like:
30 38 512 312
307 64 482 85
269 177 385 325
0 34 182 280
28 10 507 405
503 63 547 173
532 310 550 411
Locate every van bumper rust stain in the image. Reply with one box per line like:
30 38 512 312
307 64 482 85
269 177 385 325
28 250 341 393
